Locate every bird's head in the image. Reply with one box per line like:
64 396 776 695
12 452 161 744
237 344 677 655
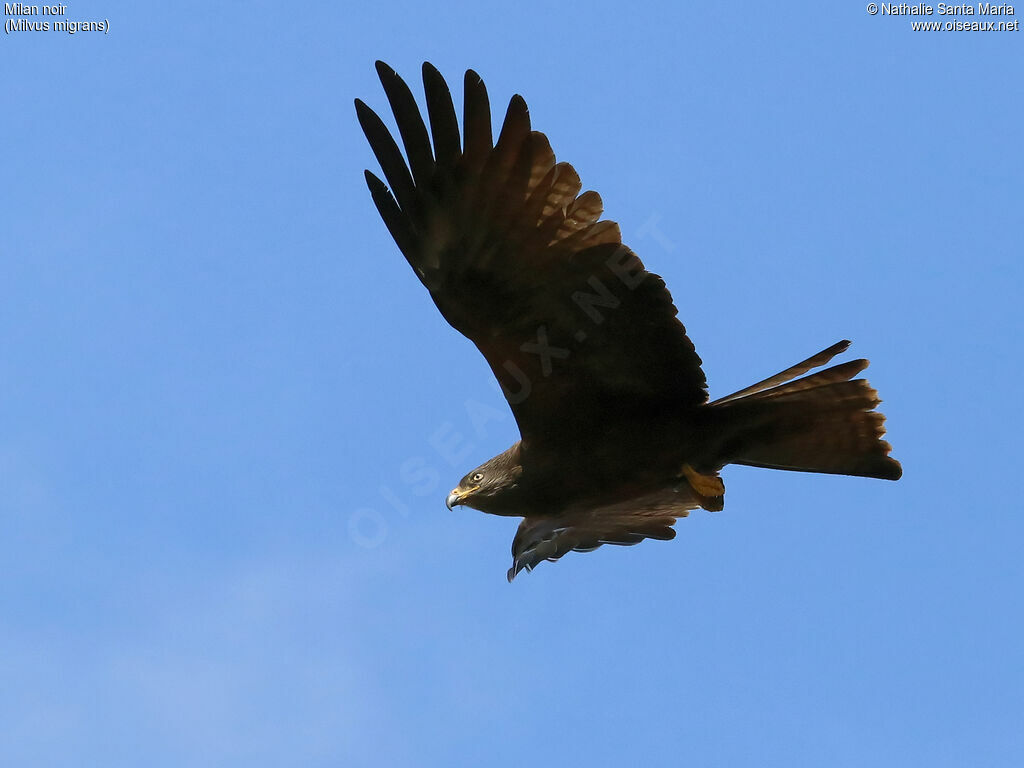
445 445 523 513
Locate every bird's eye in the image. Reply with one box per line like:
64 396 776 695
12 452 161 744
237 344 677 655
471 472 484 483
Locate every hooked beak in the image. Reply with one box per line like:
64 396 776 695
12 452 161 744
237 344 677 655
445 487 476 510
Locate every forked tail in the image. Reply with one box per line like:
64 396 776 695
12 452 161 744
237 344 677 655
708 341 902 480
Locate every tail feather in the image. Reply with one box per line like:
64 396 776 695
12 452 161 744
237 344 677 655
710 340 852 405
737 359 869 401
710 344 902 481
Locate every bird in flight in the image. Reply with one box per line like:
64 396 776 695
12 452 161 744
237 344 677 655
356 62 901 581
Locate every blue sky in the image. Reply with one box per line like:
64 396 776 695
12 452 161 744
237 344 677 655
3 1 1022 765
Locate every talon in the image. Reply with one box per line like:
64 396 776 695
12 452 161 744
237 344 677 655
681 464 725 511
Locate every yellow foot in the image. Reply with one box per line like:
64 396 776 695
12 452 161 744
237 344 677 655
680 464 725 511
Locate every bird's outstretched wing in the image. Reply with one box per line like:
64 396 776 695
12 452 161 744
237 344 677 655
356 62 707 456
507 487 701 581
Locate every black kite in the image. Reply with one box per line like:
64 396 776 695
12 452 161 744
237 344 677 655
356 62 901 581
